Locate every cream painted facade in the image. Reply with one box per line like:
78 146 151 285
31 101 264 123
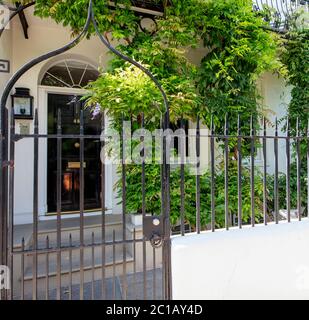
0 6 292 225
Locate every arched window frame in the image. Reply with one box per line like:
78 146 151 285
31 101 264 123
41 59 99 88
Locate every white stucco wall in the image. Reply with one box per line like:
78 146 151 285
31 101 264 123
172 219 309 300
258 73 292 174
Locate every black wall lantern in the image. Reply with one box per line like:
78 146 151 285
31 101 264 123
11 87 33 119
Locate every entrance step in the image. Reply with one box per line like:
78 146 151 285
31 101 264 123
13 214 126 249
23 246 134 280
14 269 163 300
24 214 129 249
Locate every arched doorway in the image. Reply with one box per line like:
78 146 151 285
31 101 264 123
40 59 103 214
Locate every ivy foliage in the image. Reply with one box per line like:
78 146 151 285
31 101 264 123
270 17 309 215
117 160 266 228
85 33 201 124
281 27 309 137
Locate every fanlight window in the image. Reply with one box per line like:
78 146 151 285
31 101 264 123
41 60 99 88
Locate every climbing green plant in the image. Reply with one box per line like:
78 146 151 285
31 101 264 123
85 31 202 125
280 22 309 138
271 15 309 214
160 0 282 155
116 161 266 229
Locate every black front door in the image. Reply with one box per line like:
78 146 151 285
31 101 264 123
47 94 102 213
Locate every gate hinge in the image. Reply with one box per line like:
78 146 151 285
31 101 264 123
2 160 14 168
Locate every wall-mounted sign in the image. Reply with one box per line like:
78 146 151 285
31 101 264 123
0 59 10 73
19 123 30 135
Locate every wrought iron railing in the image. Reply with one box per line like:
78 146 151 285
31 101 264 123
173 116 309 234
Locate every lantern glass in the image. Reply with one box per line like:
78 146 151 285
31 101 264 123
12 93 33 119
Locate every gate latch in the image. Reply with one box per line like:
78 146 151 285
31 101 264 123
143 215 164 248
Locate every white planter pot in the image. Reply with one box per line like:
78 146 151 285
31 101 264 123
279 207 305 220
130 213 153 226
130 214 143 226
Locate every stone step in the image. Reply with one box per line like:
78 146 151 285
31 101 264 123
14 214 126 249
14 269 163 300
32 224 126 249
23 245 134 280
16 277 123 300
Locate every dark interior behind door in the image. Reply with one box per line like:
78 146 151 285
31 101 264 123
47 94 102 213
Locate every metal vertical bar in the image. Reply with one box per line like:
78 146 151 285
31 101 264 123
237 115 242 229
112 230 116 300
56 108 62 300
196 116 201 233
262 117 267 225
21 238 25 300
161 234 164 301
0 108 4 286
0 107 8 301
133 228 137 300
32 109 39 300
91 232 95 300
180 118 185 236
79 106 85 300
141 113 147 300
274 118 279 224
153 247 156 300
160 116 165 300
250 115 255 227
100 114 106 300
8 107 15 300
224 114 229 230
121 115 127 300
210 116 215 232
296 118 302 221
162 110 171 300
45 236 49 300
69 234 72 301
286 118 291 222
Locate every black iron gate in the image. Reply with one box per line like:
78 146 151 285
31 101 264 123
0 0 171 300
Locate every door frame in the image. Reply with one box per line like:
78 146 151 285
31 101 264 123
37 85 113 218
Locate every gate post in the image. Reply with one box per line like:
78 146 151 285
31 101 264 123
0 106 8 300
162 112 172 300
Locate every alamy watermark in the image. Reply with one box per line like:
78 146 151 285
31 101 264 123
0 4 10 30
0 265 10 290
100 121 209 174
